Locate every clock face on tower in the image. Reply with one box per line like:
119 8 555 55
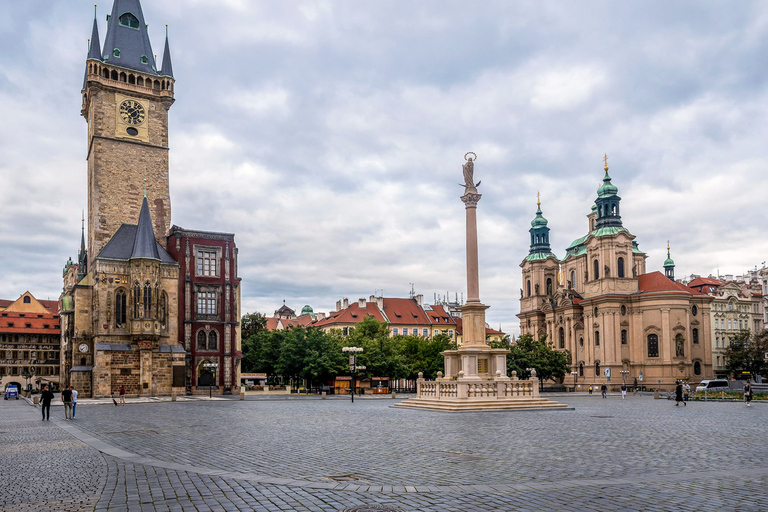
119 99 146 125
78 343 89 353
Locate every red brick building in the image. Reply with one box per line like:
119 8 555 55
167 227 242 394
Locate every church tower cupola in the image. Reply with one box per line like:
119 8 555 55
526 193 557 261
663 241 675 281
594 154 623 229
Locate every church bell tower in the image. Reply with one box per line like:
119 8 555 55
81 0 175 265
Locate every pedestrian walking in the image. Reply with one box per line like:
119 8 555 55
675 380 686 406
119 385 126 405
601 384 607 398
683 382 690 402
744 382 753 407
589 385 593 395
40 385 54 421
621 384 627 400
61 386 73 419
70 386 78 419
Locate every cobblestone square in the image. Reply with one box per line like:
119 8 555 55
1 395 767 511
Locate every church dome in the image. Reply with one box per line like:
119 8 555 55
531 205 548 227
663 257 675 267
597 170 618 198
301 305 314 315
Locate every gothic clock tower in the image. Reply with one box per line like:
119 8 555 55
81 0 174 264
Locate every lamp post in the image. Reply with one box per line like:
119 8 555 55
342 347 363 403
571 371 578 393
620 370 629 385
202 361 219 399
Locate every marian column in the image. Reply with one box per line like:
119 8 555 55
459 153 490 349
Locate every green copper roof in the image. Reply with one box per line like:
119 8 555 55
597 169 618 198
562 226 644 262
524 251 558 262
530 205 548 227
664 257 675 266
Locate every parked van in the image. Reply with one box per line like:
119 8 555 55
695 379 730 392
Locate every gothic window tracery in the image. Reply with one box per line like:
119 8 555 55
115 289 127 328
208 330 218 351
197 331 206 351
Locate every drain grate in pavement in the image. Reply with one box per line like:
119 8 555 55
325 474 367 482
589 415 613 419
342 506 406 512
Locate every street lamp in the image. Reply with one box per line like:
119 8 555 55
620 370 629 384
571 371 578 393
342 347 364 403
202 361 219 399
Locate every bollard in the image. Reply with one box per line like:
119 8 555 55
33 396 40 405
239 388 245 401
322 391 327 399
391 391 396 399
653 390 660 399
171 392 177 402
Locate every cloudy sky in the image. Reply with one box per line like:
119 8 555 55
1 1 768 334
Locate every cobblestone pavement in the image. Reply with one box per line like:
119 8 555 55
2 395 767 511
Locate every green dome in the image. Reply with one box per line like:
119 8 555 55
663 257 675 267
597 169 618 198
300 305 314 315
531 205 548 227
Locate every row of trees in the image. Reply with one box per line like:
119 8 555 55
240 313 572 387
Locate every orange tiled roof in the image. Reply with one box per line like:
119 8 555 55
381 298 431 326
424 305 456 326
314 301 387 327
688 277 724 289
0 311 60 334
638 272 704 295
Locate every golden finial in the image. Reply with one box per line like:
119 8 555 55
603 153 609 172
537 191 541 207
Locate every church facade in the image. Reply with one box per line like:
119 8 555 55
517 162 714 390
60 0 241 397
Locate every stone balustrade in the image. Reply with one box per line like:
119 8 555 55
415 371 539 400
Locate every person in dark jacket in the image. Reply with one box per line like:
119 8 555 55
744 382 753 407
675 381 686 406
61 387 73 419
40 385 54 421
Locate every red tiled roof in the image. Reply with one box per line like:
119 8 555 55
314 301 387 327
382 298 431 326
688 277 724 289
296 314 315 327
638 272 704 295
0 299 13 309
425 305 456 326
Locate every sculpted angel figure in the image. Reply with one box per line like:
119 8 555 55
461 153 480 193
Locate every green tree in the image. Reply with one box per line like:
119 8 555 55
343 316 407 380
400 333 456 379
241 312 267 340
506 333 571 383
723 330 768 380
241 329 282 381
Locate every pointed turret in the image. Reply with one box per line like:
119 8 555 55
525 193 557 262
102 0 157 74
87 6 102 61
663 241 675 281
160 25 173 78
131 195 161 260
77 212 88 281
594 154 623 229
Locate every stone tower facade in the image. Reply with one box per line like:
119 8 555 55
81 0 175 264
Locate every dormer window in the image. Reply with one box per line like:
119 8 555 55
113 48 121 58
119 13 140 29
141 55 149 64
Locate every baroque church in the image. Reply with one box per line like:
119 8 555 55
60 0 242 398
517 160 714 390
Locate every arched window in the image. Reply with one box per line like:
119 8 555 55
691 305 698 316
143 282 152 318
546 278 553 295
594 259 599 280
618 257 625 278
647 334 659 358
115 289 127 327
570 271 575 288
693 361 702 375
594 331 600 346
526 280 531 297
675 333 684 357
111 69 118 80
692 328 699 344
579 362 584 377
621 329 627 345
559 327 565 349
23 296 31 304
198 361 215 387
579 337 584 347
197 331 207 351
133 282 141 318
119 12 140 29
208 331 218 351
595 361 600 375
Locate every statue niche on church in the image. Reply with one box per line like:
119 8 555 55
675 334 685 357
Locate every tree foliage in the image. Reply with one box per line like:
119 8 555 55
723 330 768 380
503 333 571 382
241 311 267 340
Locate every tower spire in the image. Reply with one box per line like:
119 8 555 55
102 0 157 74
87 5 102 60
526 194 556 261
161 23 174 78
77 211 88 281
663 240 676 281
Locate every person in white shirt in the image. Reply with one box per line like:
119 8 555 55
71 386 78 419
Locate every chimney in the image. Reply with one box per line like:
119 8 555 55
336 300 341 312
414 294 423 307
359 298 366 308
376 296 384 311
343 298 349 309
316 312 326 320
370 295 375 302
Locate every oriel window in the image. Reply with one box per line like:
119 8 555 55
197 250 218 277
